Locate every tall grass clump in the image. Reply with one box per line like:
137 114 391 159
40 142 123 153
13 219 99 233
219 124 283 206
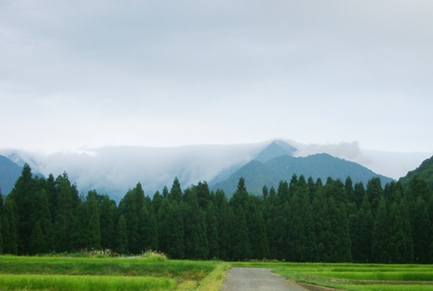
0 274 176 291
197 262 230 291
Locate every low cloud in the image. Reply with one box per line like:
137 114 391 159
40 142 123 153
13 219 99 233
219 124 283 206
1 143 267 201
294 141 363 160
293 140 432 179
2 140 431 201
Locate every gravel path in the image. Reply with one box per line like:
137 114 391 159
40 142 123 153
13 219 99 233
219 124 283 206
222 267 309 291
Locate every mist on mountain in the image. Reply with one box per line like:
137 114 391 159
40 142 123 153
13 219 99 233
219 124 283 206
1 140 430 201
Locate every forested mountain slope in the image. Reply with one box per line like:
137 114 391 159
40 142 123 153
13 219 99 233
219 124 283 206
0 155 23 195
211 153 393 196
399 155 433 189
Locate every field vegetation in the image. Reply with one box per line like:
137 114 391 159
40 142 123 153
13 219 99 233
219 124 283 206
0 254 229 290
2 255 433 291
235 261 433 290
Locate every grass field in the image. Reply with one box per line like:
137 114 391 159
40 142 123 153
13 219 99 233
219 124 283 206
234 261 433 290
2 256 433 290
0 255 229 290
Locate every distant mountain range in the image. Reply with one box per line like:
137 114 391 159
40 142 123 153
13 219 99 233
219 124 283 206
1 140 430 201
210 141 393 195
0 155 23 195
0 155 45 195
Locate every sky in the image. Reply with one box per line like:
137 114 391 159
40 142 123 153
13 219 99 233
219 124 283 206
1 0 433 154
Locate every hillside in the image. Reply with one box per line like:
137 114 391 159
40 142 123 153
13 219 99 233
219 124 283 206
211 153 394 196
0 155 22 195
399 155 433 189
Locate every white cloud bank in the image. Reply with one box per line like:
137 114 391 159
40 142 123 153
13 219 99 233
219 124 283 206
1 140 431 201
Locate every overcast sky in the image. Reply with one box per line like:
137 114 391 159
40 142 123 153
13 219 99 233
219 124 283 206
1 1 433 154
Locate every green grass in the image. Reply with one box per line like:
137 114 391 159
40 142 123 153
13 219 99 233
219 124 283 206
233 261 433 290
338 286 433 291
0 255 225 290
0 274 175 291
197 262 230 291
4 256 433 290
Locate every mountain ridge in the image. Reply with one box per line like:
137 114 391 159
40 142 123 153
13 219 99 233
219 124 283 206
0 155 23 195
1 140 422 201
211 152 394 196
399 155 433 189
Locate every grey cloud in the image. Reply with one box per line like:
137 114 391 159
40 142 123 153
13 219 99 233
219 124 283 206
1 1 433 154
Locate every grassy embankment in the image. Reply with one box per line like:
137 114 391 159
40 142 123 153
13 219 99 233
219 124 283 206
0 254 229 291
234 261 433 290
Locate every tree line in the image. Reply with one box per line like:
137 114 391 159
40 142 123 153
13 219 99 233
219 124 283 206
1 164 432 263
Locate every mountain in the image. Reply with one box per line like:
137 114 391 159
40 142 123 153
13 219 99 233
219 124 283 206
209 140 296 186
2 139 425 201
0 155 23 195
210 153 394 196
0 143 268 201
399 155 433 189
254 140 297 162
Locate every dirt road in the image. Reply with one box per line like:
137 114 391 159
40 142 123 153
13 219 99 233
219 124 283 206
222 267 308 291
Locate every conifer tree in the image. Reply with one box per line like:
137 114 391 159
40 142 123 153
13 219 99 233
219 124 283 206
0 193 3 253
29 221 45 254
230 177 249 210
307 177 316 201
86 191 101 250
288 174 298 197
287 193 304 261
184 190 208 259
205 201 219 259
215 190 231 260
312 186 332 261
45 174 57 226
71 200 91 251
326 178 347 205
169 178 182 203
2 197 17 254
388 199 413 263
265 190 285 260
345 177 355 204
412 197 432 263
329 201 352 262
9 164 35 254
157 199 170 254
366 177 383 217
230 205 250 261
116 215 128 254
350 195 373 262
118 183 146 253
30 188 52 254
262 185 269 199
165 201 185 259
371 197 389 263
196 181 211 210
246 196 268 260
152 191 163 214
353 182 365 209
300 186 317 261
162 186 169 199
278 180 289 202
99 194 117 250
53 173 78 252
141 202 158 251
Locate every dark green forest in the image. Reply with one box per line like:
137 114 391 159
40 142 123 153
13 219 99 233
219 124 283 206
1 164 433 263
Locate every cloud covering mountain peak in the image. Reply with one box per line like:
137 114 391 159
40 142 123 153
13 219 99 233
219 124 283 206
1 139 431 201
